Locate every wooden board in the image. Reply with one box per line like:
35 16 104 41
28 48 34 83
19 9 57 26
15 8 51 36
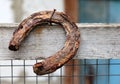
1 23 120 59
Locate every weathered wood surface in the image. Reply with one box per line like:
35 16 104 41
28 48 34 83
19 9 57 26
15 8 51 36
1 23 120 59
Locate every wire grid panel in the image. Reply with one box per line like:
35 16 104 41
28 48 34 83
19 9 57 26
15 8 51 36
0 60 65 84
80 59 120 84
1 59 120 84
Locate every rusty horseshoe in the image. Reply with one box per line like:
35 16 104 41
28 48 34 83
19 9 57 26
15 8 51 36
9 10 80 75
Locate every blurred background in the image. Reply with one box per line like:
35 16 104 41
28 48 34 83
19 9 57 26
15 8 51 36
0 0 64 23
2 0 120 23
1 0 120 84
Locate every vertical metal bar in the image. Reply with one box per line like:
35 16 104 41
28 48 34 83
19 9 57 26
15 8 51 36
108 59 110 84
80 59 82 84
84 59 86 84
72 60 74 84
0 60 1 84
96 59 98 84
23 60 26 84
48 74 50 84
11 60 13 84
60 66 62 84
36 60 38 84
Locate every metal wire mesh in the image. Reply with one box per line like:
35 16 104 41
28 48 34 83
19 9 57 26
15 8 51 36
0 60 65 84
80 59 120 84
0 59 120 84
0 60 78 84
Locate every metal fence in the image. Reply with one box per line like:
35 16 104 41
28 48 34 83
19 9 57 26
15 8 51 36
0 59 120 84
0 60 64 84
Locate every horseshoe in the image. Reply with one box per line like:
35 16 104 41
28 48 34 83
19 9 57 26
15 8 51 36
8 10 80 75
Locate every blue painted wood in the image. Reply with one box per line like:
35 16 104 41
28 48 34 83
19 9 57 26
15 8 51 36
109 1 120 23
79 0 108 23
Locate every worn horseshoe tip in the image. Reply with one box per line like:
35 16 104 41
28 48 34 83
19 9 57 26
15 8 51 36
8 10 80 75
9 43 19 51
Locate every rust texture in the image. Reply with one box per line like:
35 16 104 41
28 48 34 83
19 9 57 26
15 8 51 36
8 10 80 75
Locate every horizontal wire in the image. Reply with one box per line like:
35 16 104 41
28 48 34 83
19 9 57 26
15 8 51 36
1 63 120 66
1 74 120 78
